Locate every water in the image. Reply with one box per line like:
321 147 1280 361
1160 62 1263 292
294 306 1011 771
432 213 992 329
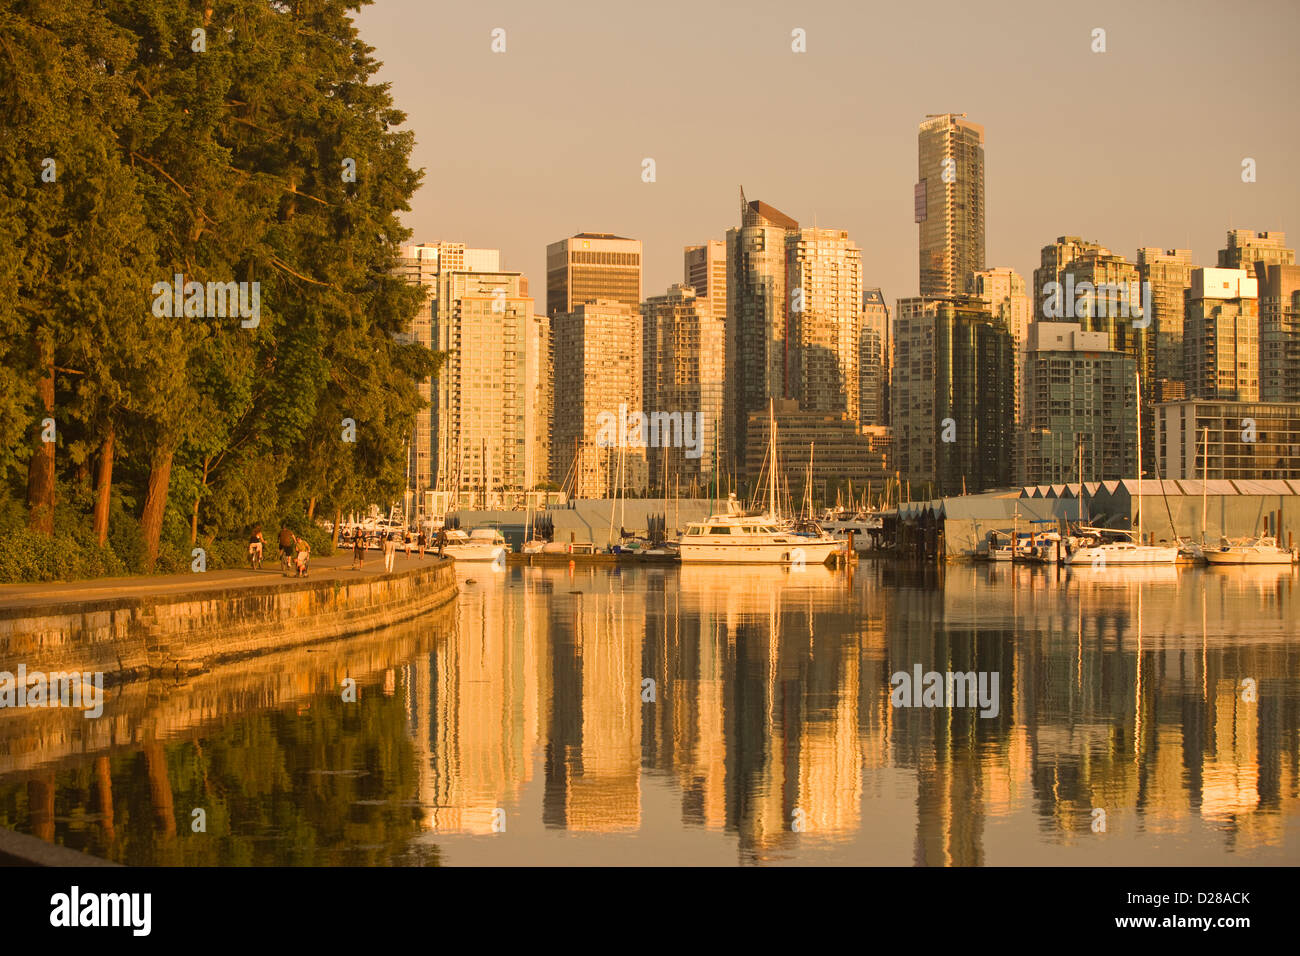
1 562 1296 866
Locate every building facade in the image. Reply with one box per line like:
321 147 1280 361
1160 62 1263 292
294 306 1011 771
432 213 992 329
642 284 725 494
545 233 642 316
785 227 863 425
683 240 727 320
892 296 1013 496
423 268 550 503
1020 322 1137 485
1184 268 1259 402
1136 246 1195 388
551 299 646 498
916 113 985 298
859 288 889 429
725 191 799 475
1032 236 1111 322
1155 400 1300 480
1257 262 1300 402
743 399 889 504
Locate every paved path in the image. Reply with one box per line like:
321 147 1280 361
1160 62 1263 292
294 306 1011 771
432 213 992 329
0 551 450 611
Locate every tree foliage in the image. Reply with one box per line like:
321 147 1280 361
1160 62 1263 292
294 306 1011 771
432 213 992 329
0 0 437 578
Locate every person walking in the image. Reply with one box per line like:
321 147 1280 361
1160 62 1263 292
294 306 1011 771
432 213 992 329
417 529 426 559
383 532 397 573
277 524 296 575
404 531 413 558
295 535 311 577
351 533 366 570
435 528 447 558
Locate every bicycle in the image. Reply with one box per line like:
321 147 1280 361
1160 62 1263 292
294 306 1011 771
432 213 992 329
280 548 295 576
248 541 264 570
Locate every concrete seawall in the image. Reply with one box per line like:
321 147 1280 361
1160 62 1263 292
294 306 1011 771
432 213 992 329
0 560 458 685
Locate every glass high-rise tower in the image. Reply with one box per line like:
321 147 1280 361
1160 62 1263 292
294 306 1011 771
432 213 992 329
916 114 985 297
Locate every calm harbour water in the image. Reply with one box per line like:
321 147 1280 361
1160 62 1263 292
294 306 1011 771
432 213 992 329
1 562 1296 866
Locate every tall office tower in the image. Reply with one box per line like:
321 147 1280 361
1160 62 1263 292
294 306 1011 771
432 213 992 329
545 233 643 316
397 242 505 506
642 284 725 493
915 113 985 297
785 227 864 424
859 289 890 428
1257 263 1300 401
1184 268 1260 401
551 299 647 498
684 240 727 320
892 296 1013 496
1032 236 1111 321
1217 229 1294 272
1021 323 1137 485
1136 247 1195 387
725 190 799 473
971 268 1030 422
425 267 549 502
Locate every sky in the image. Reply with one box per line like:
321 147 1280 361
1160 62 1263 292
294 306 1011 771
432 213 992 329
355 0 1300 305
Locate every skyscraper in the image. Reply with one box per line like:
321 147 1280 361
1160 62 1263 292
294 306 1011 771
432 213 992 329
1184 268 1259 402
1257 262 1300 402
971 268 1030 422
1218 231 1298 402
642 284 725 493
398 242 510 507
1032 236 1110 322
725 190 799 474
545 233 643 316
786 227 863 425
1021 322 1137 484
423 266 550 503
1217 229 1294 273
551 299 646 497
892 296 1013 496
684 240 727 320
916 113 985 297
859 289 890 429
1136 247 1196 388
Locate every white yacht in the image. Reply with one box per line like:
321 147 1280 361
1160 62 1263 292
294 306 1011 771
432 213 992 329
1202 536 1296 566
678 496 843 565
443 528 509 562
1063 527 1178 567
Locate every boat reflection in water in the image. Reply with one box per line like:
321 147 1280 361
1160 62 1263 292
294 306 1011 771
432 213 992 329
0 563 1296 865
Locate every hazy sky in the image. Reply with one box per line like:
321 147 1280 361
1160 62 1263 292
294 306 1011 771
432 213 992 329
356 0 1300 305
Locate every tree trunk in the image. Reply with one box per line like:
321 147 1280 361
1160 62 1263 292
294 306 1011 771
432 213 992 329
331 509 341 549
307 495 316 521
190 455 209 546
25 357 56 535
140 445 175 572
92 425 115 546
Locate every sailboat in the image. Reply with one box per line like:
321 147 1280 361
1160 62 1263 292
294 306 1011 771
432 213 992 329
1064 372 1177 567
677 401 844 565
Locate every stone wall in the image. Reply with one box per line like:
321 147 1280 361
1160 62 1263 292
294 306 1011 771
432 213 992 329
0 561 458 684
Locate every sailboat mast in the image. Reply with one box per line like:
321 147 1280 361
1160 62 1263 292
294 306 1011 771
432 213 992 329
1135 371 1142 545
768 399 777 517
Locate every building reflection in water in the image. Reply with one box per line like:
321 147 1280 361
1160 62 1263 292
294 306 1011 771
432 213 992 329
1 562 1295 865
408 562 1298 865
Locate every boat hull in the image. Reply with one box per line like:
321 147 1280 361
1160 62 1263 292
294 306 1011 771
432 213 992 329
1203 550 1296 565
677 539 842 565
444 545 507 562
1063 545 1178 566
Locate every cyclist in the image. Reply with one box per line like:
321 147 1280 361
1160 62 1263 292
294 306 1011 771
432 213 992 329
248 525 265 570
